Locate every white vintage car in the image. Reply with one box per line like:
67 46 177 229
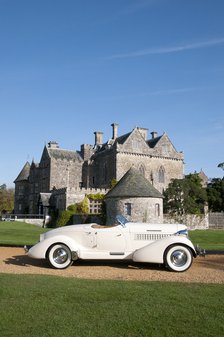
25 215 199 272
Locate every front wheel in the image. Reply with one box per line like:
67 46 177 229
164 245 193 272
47 244 73 269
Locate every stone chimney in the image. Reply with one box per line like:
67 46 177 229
111 123 119 140
137 127 148 141
94 131 103 146
151 131 158 139
48 141 59 149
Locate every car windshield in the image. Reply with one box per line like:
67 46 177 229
116 215 128 227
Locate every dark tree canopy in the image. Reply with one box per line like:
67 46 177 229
207 178 224 212
163 174 207 215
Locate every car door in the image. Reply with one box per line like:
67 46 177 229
96 227 126 255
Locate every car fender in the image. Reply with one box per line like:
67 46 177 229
28 235 80 260
133 235 196 264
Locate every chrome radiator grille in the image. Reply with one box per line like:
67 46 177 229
134 233 170 241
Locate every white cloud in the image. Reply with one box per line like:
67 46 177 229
106 37 224 60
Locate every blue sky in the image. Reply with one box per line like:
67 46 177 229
0 0 224 187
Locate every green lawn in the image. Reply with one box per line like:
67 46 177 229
189 229 224 250
0 274 223 337
0 220 48 246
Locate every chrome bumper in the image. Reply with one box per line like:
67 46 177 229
24 245 32 253
195 245 206 256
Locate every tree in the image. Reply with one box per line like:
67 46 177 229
207 178 224 212
0 186 14 213
163 174 207 215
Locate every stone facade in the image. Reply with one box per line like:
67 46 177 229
14 123 184 215
106 197 163 225
50 187 108 212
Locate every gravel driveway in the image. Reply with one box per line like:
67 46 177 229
1 247 223 284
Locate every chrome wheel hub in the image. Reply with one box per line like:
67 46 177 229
53 248 68 264
171 250 187 267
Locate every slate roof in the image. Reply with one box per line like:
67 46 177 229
94 129 163 154
14 162 30 183
47 148 83 162
94 132 132 154
115 132 131 145
147 135 162 148
105 167 163 199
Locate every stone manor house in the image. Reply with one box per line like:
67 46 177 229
14 123 184 220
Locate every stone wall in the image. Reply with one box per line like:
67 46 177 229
90 149 116 188
106 197 163 225
14 181 30 214
209 212 224 229
163 213 209 230
50 157 83 190
15 218 44 227
51 187 108 211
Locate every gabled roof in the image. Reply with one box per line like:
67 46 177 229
105 167 163 199
47 148 83 162
14 162 30 183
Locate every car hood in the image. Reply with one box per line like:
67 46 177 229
127 222 187 234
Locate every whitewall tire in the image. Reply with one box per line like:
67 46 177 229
164 245 193 272
47 244 73 269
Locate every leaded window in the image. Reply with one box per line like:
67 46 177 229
158 166 165 183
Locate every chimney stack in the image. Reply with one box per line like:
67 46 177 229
48 141 59 149
151 131 158 139
111 123 119 140
94 131 103 146
137 127 148 140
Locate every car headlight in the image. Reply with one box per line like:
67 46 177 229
175 229 188 237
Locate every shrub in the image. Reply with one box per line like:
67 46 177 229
76 196 89 214
56 210 73 227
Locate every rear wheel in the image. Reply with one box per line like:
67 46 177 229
47 244 73 269
164 245 193 272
